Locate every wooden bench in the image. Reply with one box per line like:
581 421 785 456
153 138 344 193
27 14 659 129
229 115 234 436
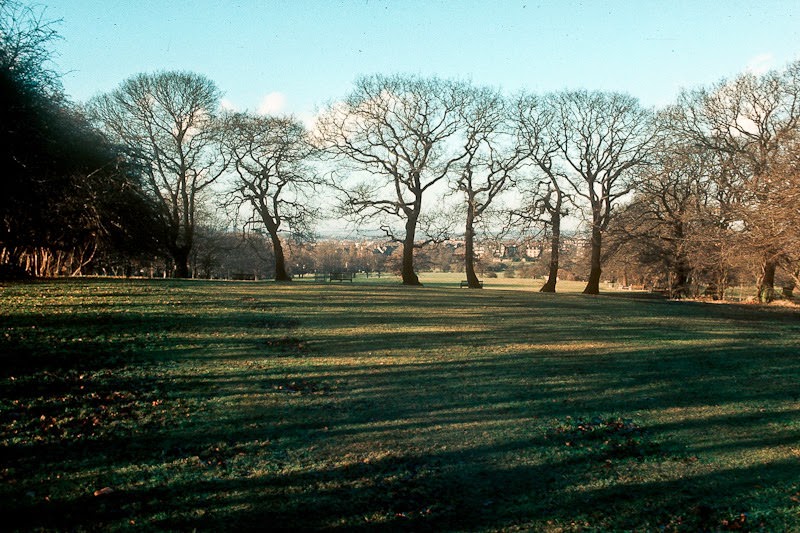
329 272 354 282
460 280 483 288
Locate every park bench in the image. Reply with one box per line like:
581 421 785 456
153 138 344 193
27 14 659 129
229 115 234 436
460 279 483 288
650 287 671 297
329 272 354 282
313 272 328 282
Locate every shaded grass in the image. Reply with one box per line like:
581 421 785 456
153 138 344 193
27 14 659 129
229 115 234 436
1 278 800 531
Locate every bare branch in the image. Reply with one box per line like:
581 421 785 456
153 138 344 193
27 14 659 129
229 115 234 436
316 74 471 284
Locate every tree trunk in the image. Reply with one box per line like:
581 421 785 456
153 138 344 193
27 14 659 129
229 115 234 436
583 224 602 295
668 222 689 298
271 232 292 282
464 201 482 289
172 247 191 278
540 207 562 293
401 215 421 286
671 260 691 299
757 258 777 303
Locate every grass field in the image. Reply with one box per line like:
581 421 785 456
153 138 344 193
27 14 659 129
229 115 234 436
2 277 800 531
303 271 598 293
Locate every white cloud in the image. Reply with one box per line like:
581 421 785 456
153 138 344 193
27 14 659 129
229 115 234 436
257 92 287 115
220 98 238 112
745 53 775 75
297 110 318 131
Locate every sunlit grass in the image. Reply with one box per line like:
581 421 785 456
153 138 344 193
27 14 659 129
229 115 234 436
306 270 603 293
2 278 799 531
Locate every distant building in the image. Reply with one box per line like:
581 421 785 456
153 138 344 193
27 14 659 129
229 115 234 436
524 242 543 259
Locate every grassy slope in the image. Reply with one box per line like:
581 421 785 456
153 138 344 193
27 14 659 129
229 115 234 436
1 278 799 531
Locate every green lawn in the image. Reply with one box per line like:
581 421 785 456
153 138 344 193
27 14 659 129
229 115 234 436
2 278 799 531
304 271 601 293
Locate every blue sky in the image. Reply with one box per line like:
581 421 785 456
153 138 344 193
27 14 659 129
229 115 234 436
44 0 799 118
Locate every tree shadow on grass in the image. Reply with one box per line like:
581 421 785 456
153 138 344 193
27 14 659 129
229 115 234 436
12 427 800 531
8 340 800 530
3 281 800 530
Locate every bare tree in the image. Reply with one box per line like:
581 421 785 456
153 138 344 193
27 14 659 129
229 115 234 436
218 112 318 281
549 90 659 294
454 87 524 288
670 60 800 301
89 71 226 278
0 0 60 95
774 136 800 292
315 74 470 285
513 92 570 292
605 136 723 297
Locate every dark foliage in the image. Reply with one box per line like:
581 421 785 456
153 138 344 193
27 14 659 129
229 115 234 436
0 1 161 274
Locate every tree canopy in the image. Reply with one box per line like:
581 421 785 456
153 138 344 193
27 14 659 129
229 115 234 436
89 71 226 278
1 0 158 277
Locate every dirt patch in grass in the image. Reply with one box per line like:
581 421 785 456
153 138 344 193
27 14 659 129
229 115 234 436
256 336 309 355
548 416 664 461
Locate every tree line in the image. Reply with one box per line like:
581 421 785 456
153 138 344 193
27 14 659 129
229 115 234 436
2 2 798 301
1 1 159 278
